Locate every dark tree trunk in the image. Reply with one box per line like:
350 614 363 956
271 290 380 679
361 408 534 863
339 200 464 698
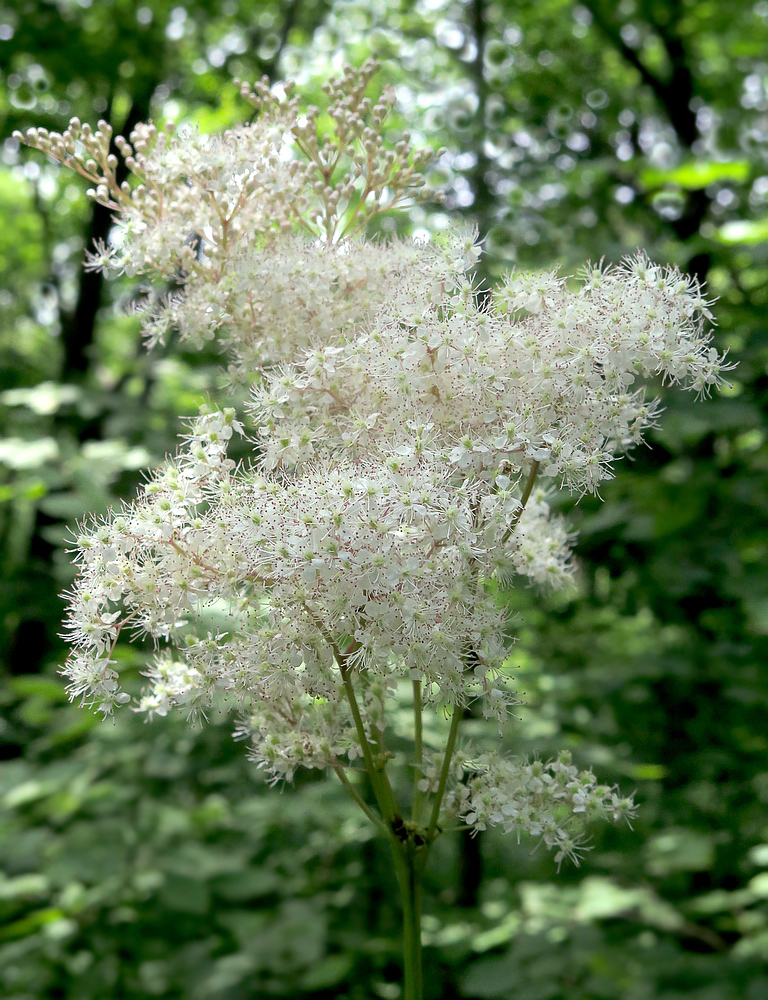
59 88 155 378
584 0 712 279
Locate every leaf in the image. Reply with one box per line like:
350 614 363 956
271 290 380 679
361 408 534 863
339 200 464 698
158 874 210 915
0 907 66 942
461 949 554 1000
212 869 282 901
10 676 67 701
0 437 58 469
640 160 750 190
4 779 52 808
716 217 768 245
300 953 353 990
0 873 49 900
574 877 685 931
626 763 667 780
1 382 81 415
645 828 716 876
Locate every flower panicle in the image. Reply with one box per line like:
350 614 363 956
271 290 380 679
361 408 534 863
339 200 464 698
33 62 730 867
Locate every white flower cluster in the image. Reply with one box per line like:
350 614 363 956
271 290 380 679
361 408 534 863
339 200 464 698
63 409 242 712
252 252 726 493
23 62 732 860
63 415 567 742
144 234 470 376
17 114 308 273
237 59 435 241
458 751 637 868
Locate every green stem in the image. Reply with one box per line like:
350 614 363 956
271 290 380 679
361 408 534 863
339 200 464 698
336 674 425 999
332 763 387 835
411 679 424 824
300 601 398 823
425 704 462 844
502 460 541 543
301 604 427 996
339 662 398 823
390 840 424 1000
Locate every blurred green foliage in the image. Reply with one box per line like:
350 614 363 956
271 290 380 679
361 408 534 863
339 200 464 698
2 0 768 997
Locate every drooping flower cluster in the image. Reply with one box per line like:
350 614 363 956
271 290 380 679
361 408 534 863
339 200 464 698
458 751 636 868
21 63 732 860
410 747 636 867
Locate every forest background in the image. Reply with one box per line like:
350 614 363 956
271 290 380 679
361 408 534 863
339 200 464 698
1 1 768 998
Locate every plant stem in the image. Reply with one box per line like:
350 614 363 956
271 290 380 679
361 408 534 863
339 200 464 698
411 678 424 824
304 603 399 825
426 704 462 844
339 662 398 823
390 840 424 1000
332 763 387 834
502 459 541 543
339 671 425 997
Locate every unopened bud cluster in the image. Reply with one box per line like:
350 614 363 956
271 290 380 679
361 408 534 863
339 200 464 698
19 63 732 862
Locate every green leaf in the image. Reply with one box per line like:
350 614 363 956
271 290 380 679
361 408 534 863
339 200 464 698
626 763 668 780
640 160 750 190
716 217 768 245
0 907 66 941
10 676 67 701
300 953 353 990
0 436 58 469
645 829 716 876
1 382 81 415
0 873 49 900
158 874 210 915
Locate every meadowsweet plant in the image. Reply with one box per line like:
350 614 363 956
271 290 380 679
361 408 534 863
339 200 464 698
17 61 731 1000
